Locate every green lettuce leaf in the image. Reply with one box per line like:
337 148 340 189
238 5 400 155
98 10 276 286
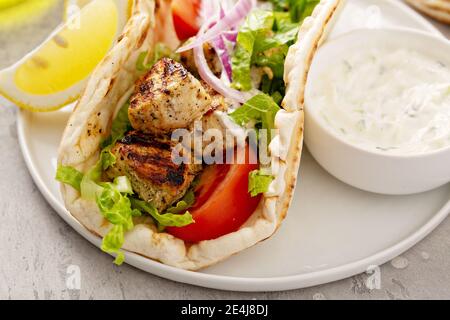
56 122 136 266
231 1 320 93
260 75 286 104
289 0 320 23
270 0 320 23
231 6 303 92
101 225 125 265
55 166 83 192
271 91 283 105
131 199 194 229
254 45 289 78
80 149 115 200
101 149 117 171
230 93 280 133
110 176 133 194
272 11 300 45
165 190 195 215
254 12 299 52
248 169 274 197
56 161 135 265
270 0 290 11
231 10 275 91
111 103 131 143
95 178 138 266
66 140 136 266
101 102 131 149
137 42 180 72
96 184 134 231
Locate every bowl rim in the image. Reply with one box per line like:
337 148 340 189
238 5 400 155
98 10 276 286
305 26 450 160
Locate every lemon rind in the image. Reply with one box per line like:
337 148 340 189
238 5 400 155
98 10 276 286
0 86 80 112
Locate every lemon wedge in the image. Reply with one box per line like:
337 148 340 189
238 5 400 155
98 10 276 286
0 0 28 10
64 0 133 24
0 0 130 112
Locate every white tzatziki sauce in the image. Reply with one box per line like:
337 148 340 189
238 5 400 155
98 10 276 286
309 48 450 154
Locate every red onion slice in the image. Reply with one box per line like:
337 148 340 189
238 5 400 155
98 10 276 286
193 18 252 104
177 0 256 53
194 44 250 104
210 4 233 81
211 35 233 81
223 30 238 43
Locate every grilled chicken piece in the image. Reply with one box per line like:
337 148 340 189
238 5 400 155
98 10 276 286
201 111 237 152
201 80 226 112
106 131 201 212
128 58 212 135
197 82 237 152
180 42 222 77
201 82 227 130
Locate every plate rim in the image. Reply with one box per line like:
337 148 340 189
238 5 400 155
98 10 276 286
16 0 450 292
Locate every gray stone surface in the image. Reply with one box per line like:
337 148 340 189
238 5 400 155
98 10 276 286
0 1 449 300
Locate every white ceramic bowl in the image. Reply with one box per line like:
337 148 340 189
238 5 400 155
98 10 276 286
305 28 450 195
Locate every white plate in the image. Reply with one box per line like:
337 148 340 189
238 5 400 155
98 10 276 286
17 0 450 292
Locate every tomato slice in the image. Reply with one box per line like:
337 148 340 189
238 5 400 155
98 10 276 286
166 145 261 243
172 0 201 41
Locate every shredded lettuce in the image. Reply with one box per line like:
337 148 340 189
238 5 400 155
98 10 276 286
165 190 195 215
110 103 131 143
101 149 117 171
57 160 195 265
96 186 143 263
55 166 83 192
80 149 114 200
130 198 194 230
261 75 286 101
289 0 320 23
252 13 298 53
96 185 134 231
230 93 280 135
254 46 289 79
270 0 290 11
231 10 275 91
248 169 274 197
232 1 319 94
91 176 136 265
101 225 126 265
270 0 320 23
271 91 283 105
110 176 133 194
76 149 134 264
137 43 180 72
101 102 131 149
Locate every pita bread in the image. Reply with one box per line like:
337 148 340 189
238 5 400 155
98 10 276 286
406 0 450 24
58 0 344 270
423 0 450 12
